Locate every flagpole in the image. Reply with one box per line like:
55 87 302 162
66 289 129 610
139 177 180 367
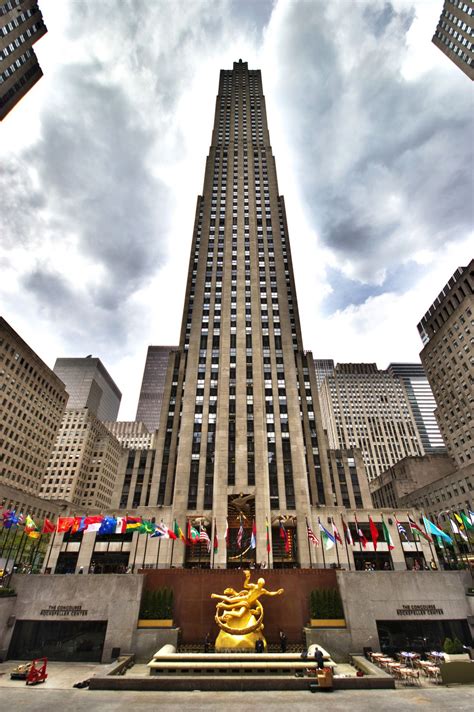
267 519 270 570
131 532 140 572
43 528 57 573
240 515 243 568
382 515 394 570
3 525 20 574
170 532 175 568
31 533 44 571
305 517 313 569
142 533 149 570
394 515 406 569
341 518 351 571
332 519 340 568
211 518 216 569
155 521 163 569
15 531 29 570
318 519 326 569
0 525 13 559
421 513 436 564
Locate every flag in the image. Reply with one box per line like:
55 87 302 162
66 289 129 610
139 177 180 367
423 516 453 545
394 516 408 541
237 521 244 549
173 519 186 542
251 519 257 549
381 517 394 550
369 517 379 551
469 511 474 526
115 516 127 534
459 512 473 531
2 510 20 528
187 521 199 544
280 521 290 553
126 516 142 531
307 522 320 546
57 517 74 533
318 520 335 550
341 518 353 546
225 519 229 547
332 522 343 545
139 520 156 534
25 515 39 538
42 518 56 534
354 515 367 548
449 518 468 542
213 526 218 554
98 516 117 535
407 514 432 543
266 517 271 553
162 522 177 540
84 515 104 532
150 525 165 538
71 516 85 534
199 525 211 552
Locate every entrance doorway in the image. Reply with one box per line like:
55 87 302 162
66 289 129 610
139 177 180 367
8 619 107 662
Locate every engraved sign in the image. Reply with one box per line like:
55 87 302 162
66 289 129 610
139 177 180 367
40 605 88 617
396 604 444 616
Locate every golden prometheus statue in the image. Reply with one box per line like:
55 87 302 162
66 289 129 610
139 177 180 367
211 570 284 650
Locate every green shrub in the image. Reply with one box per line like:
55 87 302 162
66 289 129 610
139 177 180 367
139 587 173 619
310 588 344 619
0 587 16 597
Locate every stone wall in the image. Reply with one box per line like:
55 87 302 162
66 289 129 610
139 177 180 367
2 574 144 662
0 596 17 660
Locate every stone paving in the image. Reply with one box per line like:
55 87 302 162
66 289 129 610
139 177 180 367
0 686 473 711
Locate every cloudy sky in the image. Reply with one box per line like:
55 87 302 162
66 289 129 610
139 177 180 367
1 0 472 420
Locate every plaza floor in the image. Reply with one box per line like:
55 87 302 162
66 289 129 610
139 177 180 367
0 685 472 711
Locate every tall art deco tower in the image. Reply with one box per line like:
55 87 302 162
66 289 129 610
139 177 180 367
149 61 335 568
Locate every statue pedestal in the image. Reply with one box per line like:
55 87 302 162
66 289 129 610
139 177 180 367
215 629 266 651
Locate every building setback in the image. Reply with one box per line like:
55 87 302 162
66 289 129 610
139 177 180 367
0 0 47 120
432 0 474 81
135 345 177 433
0 317 68 501
387 363 446 454
54 356 122 422
417 260 473 470
319 363 423 481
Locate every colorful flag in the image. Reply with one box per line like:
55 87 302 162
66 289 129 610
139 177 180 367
394 516 408 541
225 519 229 547
354 515 368 549
57 517 74 533
126 516 142 531
173 519 186 542
469 511 474 525
139 520 156 534
381 517 394 550
199 525 211 552
71 516 86 534
187 521 200 544
150 524 165 538
449 518 468 542
307 522 320 546
250 519 257 549
115 516 127 534
279 521 290 553
84 515 104 532
42 518 56 534
24 515 37 533
407 514 432 543
332 522 343 545
369 517 379 551
265 517 271 553
237 521 244 549
98 516 117 535
341 518 353 546
423 516 453 545
213 525 218 554
459 512 473 531
2 510 20 528
318 520 335 550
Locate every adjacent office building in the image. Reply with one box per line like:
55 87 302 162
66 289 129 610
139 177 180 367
39 408 123 509
0 317 68 504
319 363 423 481
0 0 47 120
432 0 474 80
417 260 473 470
387 363 446 454
54 356 122 422
135 345 177 433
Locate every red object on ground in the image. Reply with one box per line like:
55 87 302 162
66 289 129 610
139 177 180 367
26 658 48 685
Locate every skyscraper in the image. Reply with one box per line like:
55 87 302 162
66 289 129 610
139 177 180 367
432 1 474 81
0 1 48 121
149 61 333 567
417 260 473 469
54 356 122 422
387 363 446 454
319 363 423 481
136 345 177 432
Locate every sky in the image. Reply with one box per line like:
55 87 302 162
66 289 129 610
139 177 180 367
1 0 472 421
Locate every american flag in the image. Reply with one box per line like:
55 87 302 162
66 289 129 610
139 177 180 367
237 522 244 549
394 516 408 541
199 525 211 552
307 523 320 546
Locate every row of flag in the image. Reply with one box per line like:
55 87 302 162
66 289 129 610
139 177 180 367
3 509 472 551
306 512 473 551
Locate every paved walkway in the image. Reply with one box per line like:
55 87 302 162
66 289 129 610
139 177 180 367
0 660 108 689
0 687 472 710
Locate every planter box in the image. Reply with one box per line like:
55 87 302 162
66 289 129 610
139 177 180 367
137 619 174 628
310 619 346 628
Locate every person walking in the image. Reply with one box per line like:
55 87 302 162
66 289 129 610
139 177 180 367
279 630 287 653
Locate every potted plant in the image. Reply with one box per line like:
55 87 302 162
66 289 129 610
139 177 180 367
137 587 174 628
309 588 346 628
